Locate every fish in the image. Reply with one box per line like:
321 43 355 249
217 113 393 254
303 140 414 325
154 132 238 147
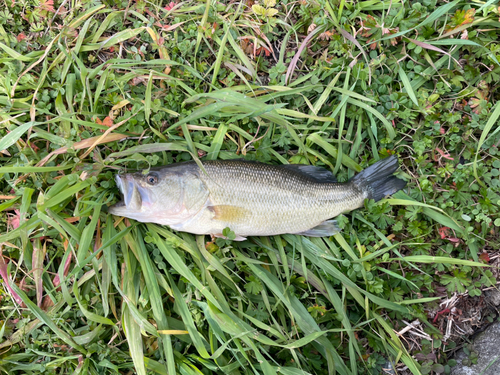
108 156 406 240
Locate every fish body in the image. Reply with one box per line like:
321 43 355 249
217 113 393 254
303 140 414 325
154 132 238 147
109 156 406 239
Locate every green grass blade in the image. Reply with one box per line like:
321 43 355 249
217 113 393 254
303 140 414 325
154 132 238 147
474 100 500 187
0 122 37 151
307 133 362 171
73 276 115 325
10 284 88 354
347 98 396 140
130 228 176 374
206 124 228 160
144 71 153 124
392 256 490 267
398 65 418 107
123 305 147 375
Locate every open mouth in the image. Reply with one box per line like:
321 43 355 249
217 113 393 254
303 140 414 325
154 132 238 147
109 174 140 214
109 174 152 215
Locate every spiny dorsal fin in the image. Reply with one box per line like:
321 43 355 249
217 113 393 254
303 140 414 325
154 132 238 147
281 164 337 183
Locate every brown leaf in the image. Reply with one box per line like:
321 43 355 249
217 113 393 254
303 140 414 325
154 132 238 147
461 9 475 24
17 33 27 42
0 195 16 200
36 133 128 167
32 239 46 307
318 30 334 41
95 116 114 127
479 252 490 263
307 23 317 35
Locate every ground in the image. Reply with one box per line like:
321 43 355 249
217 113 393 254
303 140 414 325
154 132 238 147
1 1 500 374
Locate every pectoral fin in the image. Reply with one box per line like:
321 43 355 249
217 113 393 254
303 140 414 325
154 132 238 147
293 220 340 237
208 205 250 223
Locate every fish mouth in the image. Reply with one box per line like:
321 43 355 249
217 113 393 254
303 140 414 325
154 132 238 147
109 174 152 215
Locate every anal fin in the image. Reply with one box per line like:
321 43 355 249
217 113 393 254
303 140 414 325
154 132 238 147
293 220 340 237
212 233 247 241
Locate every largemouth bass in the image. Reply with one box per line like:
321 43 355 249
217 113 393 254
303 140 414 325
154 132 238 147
109 156 406 240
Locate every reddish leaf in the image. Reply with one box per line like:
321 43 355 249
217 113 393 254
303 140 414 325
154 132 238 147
435 147 454 160
359 15 378 38
438 227 450 240
17 33 27 42
95 116 114 127
40 0 55 13
164 1 176 11
52 248 72 289
153 22 184 31
479 252 490 263
0 254 24 306
7 209 21 230
255 45 272 57
433 308 451 323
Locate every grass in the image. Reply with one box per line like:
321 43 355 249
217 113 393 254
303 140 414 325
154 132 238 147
1 0 500 374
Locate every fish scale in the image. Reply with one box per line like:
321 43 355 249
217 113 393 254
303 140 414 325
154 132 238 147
109 156 406 239
194 161 363 236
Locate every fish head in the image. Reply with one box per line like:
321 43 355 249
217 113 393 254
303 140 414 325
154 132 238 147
109 169 188 224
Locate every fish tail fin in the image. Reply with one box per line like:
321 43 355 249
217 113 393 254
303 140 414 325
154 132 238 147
351 156 406 202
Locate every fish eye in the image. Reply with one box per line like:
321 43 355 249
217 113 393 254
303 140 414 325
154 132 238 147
146 174 158 185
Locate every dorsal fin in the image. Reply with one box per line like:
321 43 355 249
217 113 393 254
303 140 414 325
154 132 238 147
281 164 337 183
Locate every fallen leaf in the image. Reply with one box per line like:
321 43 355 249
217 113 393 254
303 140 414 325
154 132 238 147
32 239 46 307
36 133 128 167
438 227 450 239
95 116 114 127
319 30 334 41
17 33 27 42
308 23 317 34
479 252 490 263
